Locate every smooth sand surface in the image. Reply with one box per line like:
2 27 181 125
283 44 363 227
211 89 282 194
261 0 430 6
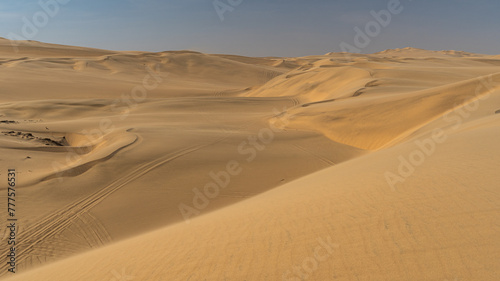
1 39 499 280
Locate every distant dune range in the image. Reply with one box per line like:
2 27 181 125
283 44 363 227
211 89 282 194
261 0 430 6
0 38 499 280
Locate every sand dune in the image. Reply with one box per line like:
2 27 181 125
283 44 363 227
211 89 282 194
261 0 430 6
374 47 484 58
0 38 113 58
1 40 499 280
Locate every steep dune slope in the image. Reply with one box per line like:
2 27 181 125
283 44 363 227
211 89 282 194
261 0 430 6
247 54 500 150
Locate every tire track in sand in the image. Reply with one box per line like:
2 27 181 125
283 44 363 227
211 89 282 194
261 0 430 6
292 144 336 166
0 141 215 274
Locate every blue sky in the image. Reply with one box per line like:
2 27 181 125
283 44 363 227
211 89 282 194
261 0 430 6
0 0 498 56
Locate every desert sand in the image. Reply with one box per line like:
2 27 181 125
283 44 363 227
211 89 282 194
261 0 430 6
0 39 499 280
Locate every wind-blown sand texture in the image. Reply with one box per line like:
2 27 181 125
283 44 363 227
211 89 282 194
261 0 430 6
1 39 499 280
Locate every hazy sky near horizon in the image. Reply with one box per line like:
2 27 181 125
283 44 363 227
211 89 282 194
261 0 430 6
0 0 498 56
